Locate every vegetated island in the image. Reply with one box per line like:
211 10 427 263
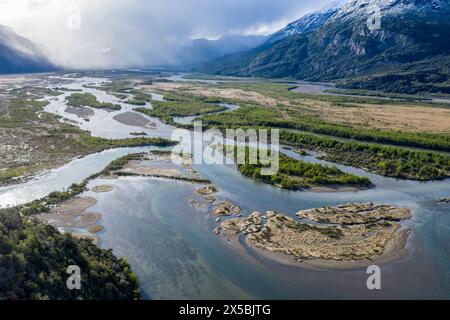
125 91 153 105
66 92 121 111
225 146 372 191
215 202 412 269
135 91 227 125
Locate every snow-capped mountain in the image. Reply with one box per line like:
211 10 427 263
0 24 54 74
330 0 450 22
267 0 348 43
201 0 450 94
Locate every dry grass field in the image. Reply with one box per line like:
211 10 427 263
141 81 450 134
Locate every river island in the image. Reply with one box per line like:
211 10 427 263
215 202 411 269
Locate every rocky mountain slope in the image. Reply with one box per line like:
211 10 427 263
0 24 55 74
267 0 347 43
201 0 450 94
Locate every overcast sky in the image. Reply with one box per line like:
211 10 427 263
0 0 332 68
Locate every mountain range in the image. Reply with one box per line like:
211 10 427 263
0 24 55 74
174 34 267 67
2 0 450 94
199 0 450 94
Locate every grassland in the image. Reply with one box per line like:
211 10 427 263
200 103 450 152
201 82 450 148
217 82 450 107
323 88 435 102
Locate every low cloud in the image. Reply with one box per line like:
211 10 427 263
0 0 331 68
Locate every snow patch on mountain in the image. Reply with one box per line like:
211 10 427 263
267 0 349 43
330 0 450 22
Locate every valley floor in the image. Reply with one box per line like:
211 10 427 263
1 71 450 299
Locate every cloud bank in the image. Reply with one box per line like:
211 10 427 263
0 0 331 68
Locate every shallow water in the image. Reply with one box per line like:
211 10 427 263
0 146 168 207
173 103 240 125
83 162 450 299
44 77 173 139
2 74 449 299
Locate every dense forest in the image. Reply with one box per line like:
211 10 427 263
0 208 140 300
